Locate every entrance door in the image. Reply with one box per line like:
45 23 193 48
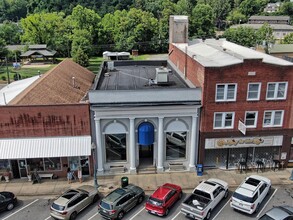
18 159 27 178
139 145 153 166
80 156 90 176
10 160 20 179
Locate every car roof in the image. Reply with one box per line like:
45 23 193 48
53 189 80 206
103 188 127 203
235 176 267 197
264 206 293 220
151 185 173 200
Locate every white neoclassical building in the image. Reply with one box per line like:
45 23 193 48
89 60 201 174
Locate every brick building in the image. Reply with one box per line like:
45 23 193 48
168 16 293 170
0 59 95 179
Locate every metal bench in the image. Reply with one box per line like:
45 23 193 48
38 173 54 179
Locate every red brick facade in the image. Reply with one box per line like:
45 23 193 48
0 104 91 138
169 43 293 167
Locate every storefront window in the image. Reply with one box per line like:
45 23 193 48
44 158 61 171
68 157 80 171
166 132 186 160
105 134 127 162
0 160 10 172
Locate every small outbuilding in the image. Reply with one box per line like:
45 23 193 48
20 44 56 64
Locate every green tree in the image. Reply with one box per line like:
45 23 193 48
226 9 246 25
176 0 193 15
0 38 8 58
20 12 65 48
0 21 22 44
282 33 293 44
278 2 293 24
256 23 275 53
238 0 268 17
73 47 89 67
0 0 27 22
71 29 92 58
223 26 257 47
190 4 215 38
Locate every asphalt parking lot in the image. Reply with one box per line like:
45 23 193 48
0 185 292 220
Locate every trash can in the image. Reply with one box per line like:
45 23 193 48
197 164 203 176
121 176 129 187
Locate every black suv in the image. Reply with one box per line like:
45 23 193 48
98 184 145 220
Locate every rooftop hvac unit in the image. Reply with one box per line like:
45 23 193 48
155 67 169 84
108 61 114 71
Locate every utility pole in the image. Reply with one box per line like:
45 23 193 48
5 57 10 84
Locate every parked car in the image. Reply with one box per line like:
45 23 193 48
0 191 17 212
181 178 229 220
145 183 182 216
98 184 145 220
259 206 293 220
166 132 186 147
50 185 99 220
230 175 271 214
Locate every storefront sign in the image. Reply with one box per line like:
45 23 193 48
205 136 283 149
281 152 287 160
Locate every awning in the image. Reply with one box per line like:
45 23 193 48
0 136 92 159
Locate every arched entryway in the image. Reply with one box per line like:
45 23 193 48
138 122 154 169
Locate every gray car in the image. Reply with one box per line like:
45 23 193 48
50 185 99 220
98 184 145 220
259 206 293 220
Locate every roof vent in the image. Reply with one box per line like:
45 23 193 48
155 67 169 84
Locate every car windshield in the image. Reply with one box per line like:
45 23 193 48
148 197 163 206
232 192 253 203
100 201 112 210
258 214 274 220
52 203 65 211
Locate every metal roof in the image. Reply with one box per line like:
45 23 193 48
0 136 91 159
0 76 40 105
20 49 56 57
269 44 293 53
231 23 293 30
249 15 290 21
173 39 293 67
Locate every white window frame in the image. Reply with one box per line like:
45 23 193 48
263 110 284 127
213 112 235 129
215 83 237 102
245 111 258 128
247 83 261 101
266 82 288 100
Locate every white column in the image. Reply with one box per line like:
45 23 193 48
189 114 198 171
129 117 136 174
95 115 104 173
157 117 164 172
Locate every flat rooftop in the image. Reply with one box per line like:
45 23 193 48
96 61 189 90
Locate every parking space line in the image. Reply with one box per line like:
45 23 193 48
212 199 230 220
257 188 278 218
129 207 145 220
171 211 181 220
88 212 100 220
2 199 39 220
44 216 51 220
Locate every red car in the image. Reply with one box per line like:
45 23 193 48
145 183 182 216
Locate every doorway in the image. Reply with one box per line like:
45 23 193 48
139 144 153 167
18 159 27 178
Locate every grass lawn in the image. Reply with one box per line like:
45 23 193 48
0 54 151 84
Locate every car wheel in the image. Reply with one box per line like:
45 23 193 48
254 204 260 214
137 195 144 204
93 194 99 204
117 211 124 220
70 211 77 220
224 190 228 199
165 208 169 216
6 202 14 211
205 210 211 220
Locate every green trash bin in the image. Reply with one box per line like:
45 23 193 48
121 176 129 187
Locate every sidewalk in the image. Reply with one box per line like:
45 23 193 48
0 168 292 197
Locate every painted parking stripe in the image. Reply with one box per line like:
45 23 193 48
171 211 181 220
129 207 145 220
88 212 100 220
44 216 51 220
3 199 39 220
257 188 278 218
212 199 231 220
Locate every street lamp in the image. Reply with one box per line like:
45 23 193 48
91 142 98 189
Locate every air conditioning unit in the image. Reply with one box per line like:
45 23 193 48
108 61 114 71
155 67 169 84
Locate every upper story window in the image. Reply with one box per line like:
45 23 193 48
216 84 237 102
266 82 288 100
245 111 258 128
263 110 284 127
247 83 261 101
214 112 234 129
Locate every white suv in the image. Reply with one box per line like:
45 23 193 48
230 175 271 214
